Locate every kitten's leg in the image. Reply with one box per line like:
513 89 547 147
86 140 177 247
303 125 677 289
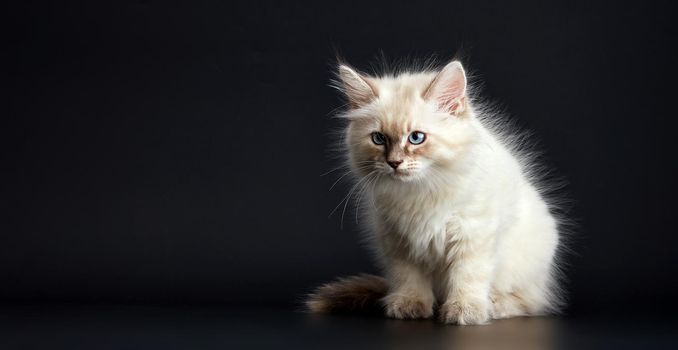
492 279 554 319
439 235 495 325
490 291 528 319
382 259 434 319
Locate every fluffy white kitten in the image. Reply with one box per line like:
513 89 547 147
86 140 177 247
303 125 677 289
307 59 564 325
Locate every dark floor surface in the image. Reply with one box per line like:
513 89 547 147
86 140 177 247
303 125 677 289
0 303 676 349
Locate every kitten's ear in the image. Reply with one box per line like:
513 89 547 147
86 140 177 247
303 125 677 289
337 65 377 108
423 61 467 115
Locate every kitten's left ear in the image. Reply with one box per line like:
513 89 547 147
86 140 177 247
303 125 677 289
423 61 467 115
337 65 377 108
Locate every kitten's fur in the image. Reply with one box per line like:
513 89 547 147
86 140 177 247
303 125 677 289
307 59 564 325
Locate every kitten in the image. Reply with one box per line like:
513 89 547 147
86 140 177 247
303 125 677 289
307 59 565 325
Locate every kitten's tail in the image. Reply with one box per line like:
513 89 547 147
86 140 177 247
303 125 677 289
306 274 388 314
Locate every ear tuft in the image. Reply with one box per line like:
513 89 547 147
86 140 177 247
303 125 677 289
423 61 467 115
337 65 377 108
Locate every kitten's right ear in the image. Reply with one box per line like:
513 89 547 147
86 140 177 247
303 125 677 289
423 61 467 115
336 65 377 108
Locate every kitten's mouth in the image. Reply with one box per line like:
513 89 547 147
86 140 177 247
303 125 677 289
390 170 415 181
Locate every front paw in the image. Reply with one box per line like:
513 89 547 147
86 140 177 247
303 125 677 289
439 298 491 325
383 294 433 319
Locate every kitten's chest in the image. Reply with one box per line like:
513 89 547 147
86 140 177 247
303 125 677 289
374 190 459 262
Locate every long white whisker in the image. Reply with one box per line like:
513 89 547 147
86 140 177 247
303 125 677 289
328 165 373 191
354 172 378 224
340 171 377 229
332 170 378 229
328 170 376 219
329 170 354 191
369 173 380 209
320 165 348 177
320 161 373 177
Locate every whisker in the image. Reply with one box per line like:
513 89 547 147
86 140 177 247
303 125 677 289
340 171 377 229
320 165 348 177
320 160 373 177
328 170 376 219
328 169 354 191
328 165 374 191
329 170 378 229
354 172 378 224
369 175 379 210
356 172 381 223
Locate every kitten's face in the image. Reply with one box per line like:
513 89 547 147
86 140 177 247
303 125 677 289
338 61 473 184
345 82 473 183
348 122 435 182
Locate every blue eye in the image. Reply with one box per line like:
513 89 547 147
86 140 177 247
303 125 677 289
408 131 426 145
371 132 386 145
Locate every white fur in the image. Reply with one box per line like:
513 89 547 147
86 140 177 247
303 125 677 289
335 60 564 325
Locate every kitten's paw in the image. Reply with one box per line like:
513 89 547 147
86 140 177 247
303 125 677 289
383 294 434 319
490 293 528 319
439 298 491 325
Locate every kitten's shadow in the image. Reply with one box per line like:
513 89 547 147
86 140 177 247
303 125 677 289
306 313 557 350
437 317 557 350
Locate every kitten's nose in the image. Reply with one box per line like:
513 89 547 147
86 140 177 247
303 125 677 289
387 160 403 169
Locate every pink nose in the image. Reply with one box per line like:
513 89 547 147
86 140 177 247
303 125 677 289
387 160 403 169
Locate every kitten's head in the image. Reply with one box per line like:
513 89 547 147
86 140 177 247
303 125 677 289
337 61 477 183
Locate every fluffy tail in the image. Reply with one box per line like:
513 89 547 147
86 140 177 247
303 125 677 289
306 274 388 314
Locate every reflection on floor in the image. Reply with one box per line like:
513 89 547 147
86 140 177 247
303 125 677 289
0 304 675 349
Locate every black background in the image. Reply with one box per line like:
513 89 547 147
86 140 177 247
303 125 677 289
3 0 678 319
